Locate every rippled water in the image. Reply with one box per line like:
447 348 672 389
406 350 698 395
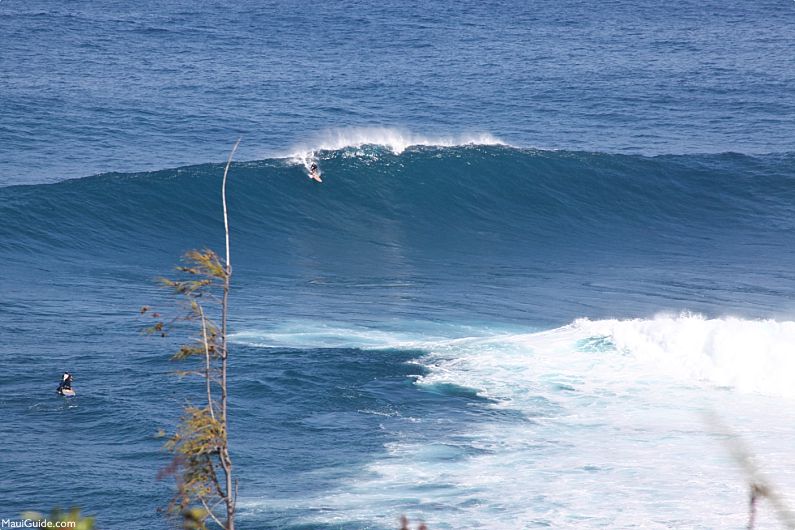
3 0 795 528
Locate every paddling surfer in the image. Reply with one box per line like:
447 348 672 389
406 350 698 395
56 372 73 396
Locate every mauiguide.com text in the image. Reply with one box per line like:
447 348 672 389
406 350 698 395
1 520 76 529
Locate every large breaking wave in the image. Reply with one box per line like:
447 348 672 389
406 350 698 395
2 144 794 262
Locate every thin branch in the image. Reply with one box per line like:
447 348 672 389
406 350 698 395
220 139 239 530
217 447 231 483
209 496 226 512
222 138 240 274
199 495 225 529
198 304 215 421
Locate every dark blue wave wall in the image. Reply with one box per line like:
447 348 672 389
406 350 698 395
3 145 795 329
2 147 793 267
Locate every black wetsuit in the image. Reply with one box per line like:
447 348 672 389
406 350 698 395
57 376 72 395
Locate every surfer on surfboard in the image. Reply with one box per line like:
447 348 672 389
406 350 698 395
57 372 75 397
309 162 322 183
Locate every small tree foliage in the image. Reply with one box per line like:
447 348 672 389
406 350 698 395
145 141 239 530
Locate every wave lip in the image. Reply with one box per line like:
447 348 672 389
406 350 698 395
284 126 506 165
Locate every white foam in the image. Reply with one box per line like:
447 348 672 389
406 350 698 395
283 126 506 167
572 314 795 398
393 314 795 528
235 314 795 399
239 313 795 414
236 315 795 528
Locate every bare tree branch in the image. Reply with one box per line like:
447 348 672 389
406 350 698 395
199 495 225 529
222 138 240 275
220 139 239 529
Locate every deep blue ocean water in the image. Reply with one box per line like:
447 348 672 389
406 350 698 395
3 0 795 184
3 1 795 528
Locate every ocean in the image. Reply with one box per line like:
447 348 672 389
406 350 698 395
2 0 795 528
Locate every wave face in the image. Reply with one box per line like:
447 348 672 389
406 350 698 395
3 146 795 321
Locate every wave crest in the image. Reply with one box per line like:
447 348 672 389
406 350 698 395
284 126 506 164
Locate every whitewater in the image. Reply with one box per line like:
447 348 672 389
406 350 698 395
232 314 795 529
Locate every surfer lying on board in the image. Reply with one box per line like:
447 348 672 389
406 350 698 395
56 372 73 396
309 162 322 183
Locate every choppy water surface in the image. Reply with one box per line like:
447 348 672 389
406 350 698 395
3 0 795 528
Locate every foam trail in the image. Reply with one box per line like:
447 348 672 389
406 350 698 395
229 320 506 351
